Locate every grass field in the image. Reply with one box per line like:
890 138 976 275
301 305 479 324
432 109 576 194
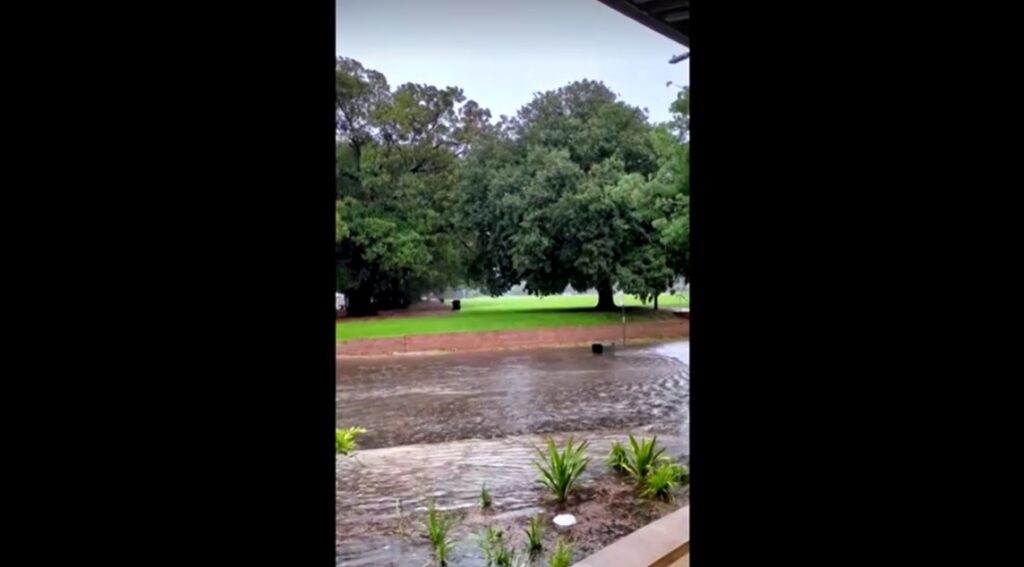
337 293 689 341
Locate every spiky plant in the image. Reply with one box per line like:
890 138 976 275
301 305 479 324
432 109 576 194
606 440 629 473
622 433 667 483
532 436 590 503
641 463 679 502
336 426 366 456
547 537 573 567
672 463 690 485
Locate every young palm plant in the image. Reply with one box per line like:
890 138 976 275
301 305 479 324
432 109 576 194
641 463 679 502
424 499 457 566
606 440 629 473
532 436 590 503
622 433 667 483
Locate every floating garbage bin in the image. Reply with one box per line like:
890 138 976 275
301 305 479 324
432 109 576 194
452 299 461 311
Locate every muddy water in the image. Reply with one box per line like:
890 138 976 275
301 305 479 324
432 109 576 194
336 341 689 566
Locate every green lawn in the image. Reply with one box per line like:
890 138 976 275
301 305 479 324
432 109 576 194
337 293 689 341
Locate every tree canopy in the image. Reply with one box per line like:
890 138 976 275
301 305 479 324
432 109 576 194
461 80 688 309
336 58 689 314
335 56 490 315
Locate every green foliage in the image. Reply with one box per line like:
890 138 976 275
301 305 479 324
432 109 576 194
480 526 501 565
480 526 516 567
460 80 670 304
642 99 690 282
524 516 544 555
480 482 492 509
671 463 690 485
621 434 667 483
337 56 690 313
492 541 515 567
547 537 574 567
669 86 689 143
424 500 457 566
607 440 629 473
641 463 679 502
532 436 590 503
335 427 366 456
336 56 491 315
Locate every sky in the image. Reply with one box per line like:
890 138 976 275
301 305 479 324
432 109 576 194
336 0 689 125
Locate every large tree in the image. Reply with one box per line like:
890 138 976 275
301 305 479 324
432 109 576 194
460 80 665 310
336 57 490 315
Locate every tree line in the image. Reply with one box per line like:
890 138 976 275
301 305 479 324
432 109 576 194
337 56 689 316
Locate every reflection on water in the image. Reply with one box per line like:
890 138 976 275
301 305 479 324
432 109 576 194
336 341 689 565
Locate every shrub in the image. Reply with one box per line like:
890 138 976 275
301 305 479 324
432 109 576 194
532 436 590 503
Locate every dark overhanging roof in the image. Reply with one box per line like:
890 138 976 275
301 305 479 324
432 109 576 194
594 0 689 48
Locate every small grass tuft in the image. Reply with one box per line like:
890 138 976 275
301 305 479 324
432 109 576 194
480 482 493 509
480 526 516 567
424 499 457 565
547 537 574 567
524 515 544 555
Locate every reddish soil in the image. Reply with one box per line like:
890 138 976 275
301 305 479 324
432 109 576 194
345 471 689 562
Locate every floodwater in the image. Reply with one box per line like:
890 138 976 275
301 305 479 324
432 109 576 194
336 341 689 566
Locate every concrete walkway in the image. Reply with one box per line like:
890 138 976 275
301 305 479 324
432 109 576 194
573 506 689 567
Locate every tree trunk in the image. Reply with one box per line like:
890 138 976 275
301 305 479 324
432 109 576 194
595 283 617 311
654 295 659 310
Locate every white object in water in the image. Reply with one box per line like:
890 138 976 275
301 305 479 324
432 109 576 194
553 514 576 528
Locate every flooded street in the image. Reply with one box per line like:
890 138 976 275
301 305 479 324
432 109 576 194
336 341 689 565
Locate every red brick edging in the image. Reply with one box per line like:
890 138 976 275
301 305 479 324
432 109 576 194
336 319 689 357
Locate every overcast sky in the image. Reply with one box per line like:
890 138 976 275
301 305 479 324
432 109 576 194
336 0 689 124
